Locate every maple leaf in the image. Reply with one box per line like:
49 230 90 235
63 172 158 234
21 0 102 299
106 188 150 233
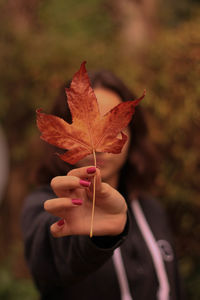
36 61 145 165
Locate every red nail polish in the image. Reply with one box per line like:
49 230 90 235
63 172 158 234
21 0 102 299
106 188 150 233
57 219 65 226
87 166 96 174
72 199 83 205
80 179 91 187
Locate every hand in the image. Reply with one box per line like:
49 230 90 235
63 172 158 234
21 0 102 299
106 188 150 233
44 166 127 237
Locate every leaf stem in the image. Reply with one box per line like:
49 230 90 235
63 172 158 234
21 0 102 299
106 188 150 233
90 149 96 238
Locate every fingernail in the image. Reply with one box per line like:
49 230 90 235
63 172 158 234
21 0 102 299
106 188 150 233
57 219 65 226
72 198 83 205
80 179 91 187
87 166 96 174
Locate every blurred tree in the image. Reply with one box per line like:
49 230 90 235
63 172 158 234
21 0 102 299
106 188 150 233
137 17 200 298
107 0 159 51
159 0 200 27
0 126 9 205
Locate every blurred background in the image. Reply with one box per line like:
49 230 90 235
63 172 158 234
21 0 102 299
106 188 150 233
0 0 200 299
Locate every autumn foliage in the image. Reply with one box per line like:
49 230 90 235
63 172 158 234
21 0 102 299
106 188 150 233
37 62 145 164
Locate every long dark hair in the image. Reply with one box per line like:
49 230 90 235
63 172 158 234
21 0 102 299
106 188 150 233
35 69 158 194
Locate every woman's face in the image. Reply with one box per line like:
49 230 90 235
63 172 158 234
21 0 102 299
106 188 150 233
76 87 131 187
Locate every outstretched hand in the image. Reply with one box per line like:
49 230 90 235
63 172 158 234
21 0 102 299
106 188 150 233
44 166 127 237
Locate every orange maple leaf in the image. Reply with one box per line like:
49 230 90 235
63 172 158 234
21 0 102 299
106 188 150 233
36 61 145 165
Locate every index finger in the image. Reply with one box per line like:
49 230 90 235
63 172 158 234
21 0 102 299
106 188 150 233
68 166 102 192
67 166 96 178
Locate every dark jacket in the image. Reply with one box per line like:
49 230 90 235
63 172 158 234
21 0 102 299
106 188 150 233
21 186 185 300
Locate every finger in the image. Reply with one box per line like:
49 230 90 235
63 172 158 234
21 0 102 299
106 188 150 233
82 167 102 198
50 218 87 237
44 197 83 216
67 165 97 179
51 175 91 196
50 219 71 237
67 166 102 194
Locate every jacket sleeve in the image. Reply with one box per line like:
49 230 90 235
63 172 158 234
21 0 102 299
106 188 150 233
21 186 128 293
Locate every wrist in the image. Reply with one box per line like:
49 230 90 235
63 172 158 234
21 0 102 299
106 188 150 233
91 212 129 249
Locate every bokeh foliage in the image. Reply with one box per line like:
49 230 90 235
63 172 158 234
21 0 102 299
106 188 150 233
0 0 199 299
140 20 200 298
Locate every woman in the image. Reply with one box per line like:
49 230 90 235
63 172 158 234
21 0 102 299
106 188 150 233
22 70 185 300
